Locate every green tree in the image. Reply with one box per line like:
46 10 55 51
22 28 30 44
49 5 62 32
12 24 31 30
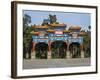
23 14 31 26
88 25 91 31
23 14 33 59
83 31 91 57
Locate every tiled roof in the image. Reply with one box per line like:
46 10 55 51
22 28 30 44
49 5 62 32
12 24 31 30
32 25 48 29
30 31 40 35
69 26 81 30
78 32 85 36
47 30 55 33
63 30 70 33
49 23 66 27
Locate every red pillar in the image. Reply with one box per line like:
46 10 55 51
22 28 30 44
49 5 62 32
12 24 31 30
31 42 36 59
66 43 71 59
80 44 83 50
48 41 51 59
49 41 51 51
80 44 84 58
32 42 35 51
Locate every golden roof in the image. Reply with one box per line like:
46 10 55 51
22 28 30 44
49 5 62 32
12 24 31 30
30 31 40 35
47 30 55 33
47 30 70 33
69 26 81 30
78 32 85 36
49 23 66 27
32 25 48 29
63 30 70 33
68 32 85 36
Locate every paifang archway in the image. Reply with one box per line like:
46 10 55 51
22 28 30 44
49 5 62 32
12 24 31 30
51 41 67 58
35 42 48 59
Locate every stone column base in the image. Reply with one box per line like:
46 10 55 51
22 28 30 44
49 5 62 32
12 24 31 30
66 51 71 59
31 51 35 59
26 53 29 58
81 51 84 58
48 51 51 59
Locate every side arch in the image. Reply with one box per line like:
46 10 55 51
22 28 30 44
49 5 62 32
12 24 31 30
69 42 81 58
35 42 48 59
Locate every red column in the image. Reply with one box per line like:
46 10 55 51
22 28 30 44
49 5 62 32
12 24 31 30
31 42 36 59
80 44 83 50
32 42 35 52
48 41 52 59
80 44 84 58
49 41 51 51
66 43 71 59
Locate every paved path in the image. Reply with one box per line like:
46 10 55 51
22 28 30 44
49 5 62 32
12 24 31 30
23 58 91 69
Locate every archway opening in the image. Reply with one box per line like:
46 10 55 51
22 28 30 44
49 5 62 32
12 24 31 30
35 42 48 59
51 41 67 58
69 42 81 58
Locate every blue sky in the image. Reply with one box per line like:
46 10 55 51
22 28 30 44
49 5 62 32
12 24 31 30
23 10 91 30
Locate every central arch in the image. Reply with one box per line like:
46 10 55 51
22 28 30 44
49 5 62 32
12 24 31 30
69 42 81 58
51 41 67 58
35 42 48 59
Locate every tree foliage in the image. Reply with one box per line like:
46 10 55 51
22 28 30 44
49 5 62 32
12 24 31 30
83 26 91 57
23 14 33 58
